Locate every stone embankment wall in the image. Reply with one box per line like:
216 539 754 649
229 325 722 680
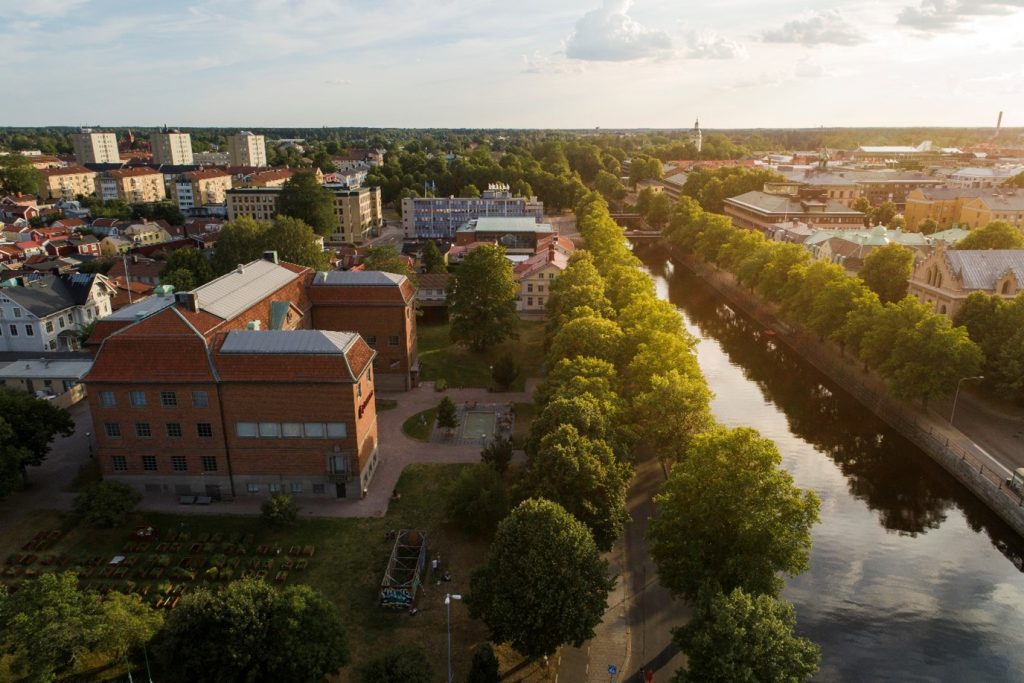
667 244 1024 537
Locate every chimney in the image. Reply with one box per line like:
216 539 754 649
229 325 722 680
174 291 199 313
263 250 279 264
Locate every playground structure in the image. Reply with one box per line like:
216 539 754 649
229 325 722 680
379 529 429 609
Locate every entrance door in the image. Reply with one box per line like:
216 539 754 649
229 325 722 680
25 379 34 394
335 482 346 499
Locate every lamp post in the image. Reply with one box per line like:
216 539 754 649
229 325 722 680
950 375 984 425
445 593 462 683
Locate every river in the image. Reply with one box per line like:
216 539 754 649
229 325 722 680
636 244 1024 682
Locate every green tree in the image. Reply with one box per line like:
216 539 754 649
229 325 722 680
448 244 519 351
548 314 624 367
520 424 631 551
466 643 500 683
546 252 613 334
852 196 873 226
157 579 349 683
358 644 433 683
213 216 268 272
261 492 298 527
873 201 898 227
132 201 185 227
594 169 627 203
460 183 481 198
648 427 820 601
918 217 940 235
0 571 104 682
0 153 43 196
422 239 447 273
446 463 511 535
884 310 984 405
490 353 520 390
264 216 329 270
0 387 74 496
159 247 215 290
362 245 413 279
672 588 820 683
467 499 615 659
645 192 673 230
437 395 459 433
630 369 713 462
72 481 142 528
956 220 1024 250
481 436 514 473
858 243 916 304
278 170 336 236
96 592 163 665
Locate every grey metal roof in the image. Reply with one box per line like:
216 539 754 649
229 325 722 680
313 270 406 287
459 216 553 233
944 250 1024 290
0 274 98 318
194 259 299 320
219 330 358 354
726 191 863 216
106 295 175 320
0 359 92 380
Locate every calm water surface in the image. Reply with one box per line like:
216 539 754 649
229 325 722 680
637 245 1024 682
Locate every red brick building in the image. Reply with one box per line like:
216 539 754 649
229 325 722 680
309 271 418 391
86 254 382 501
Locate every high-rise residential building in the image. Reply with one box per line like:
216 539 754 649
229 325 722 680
401 182 544 239
39 166 98 201
228 131 267 167
150 128 194 165
173 169 233 212
225 184 382 243
96 168 167 204
71 129 122 164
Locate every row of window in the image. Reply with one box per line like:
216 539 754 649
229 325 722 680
525 283 546 293
105 422 213 439
247 482 317 494
3 324 34 337
99 390 209 409
236 422 347 439
111 455 217 472
364 335 400 347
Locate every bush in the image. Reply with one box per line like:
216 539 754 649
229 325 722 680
480 437 513 473
466 643 500 683
490 354 520 390
358 643 433 683
72 480 142 528
435 378 448 392
445 464 511 536
261 493 298 527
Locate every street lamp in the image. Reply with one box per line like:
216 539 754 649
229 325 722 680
445 593 462 683
950 375 984 424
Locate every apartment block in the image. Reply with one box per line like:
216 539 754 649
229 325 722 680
85 255 382 501
173 169 232 211
39 166 97 201
903 187 993 231
71 130 122 164
226 185 382 243
96 168 167 204
959 192 1024 229
150 129 194 165
401 183 545 239
228 131 268 167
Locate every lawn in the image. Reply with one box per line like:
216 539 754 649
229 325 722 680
0 464 511 682
417 320 546 391
512 401 536 450
402 407 438 441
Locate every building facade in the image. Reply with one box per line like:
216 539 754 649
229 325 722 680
958 193 1024 229
908 247 1023 318
228 132 267 167
226 185 382 243
0 273 115 352
513 247 567 313
401 183 544 239
454 216 555 255
723 190 866 232
903 187 992 231
150 130 194 166
97 168 167 203
71 130 122 164
39 166 98 201
173 169 232 212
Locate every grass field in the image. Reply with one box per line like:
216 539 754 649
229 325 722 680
512 401 536 449
0 464 503 682
417 320 546 391
402 407 438 441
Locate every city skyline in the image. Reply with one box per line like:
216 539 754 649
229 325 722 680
6 0 1024 129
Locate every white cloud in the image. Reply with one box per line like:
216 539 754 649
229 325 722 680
521 51 585 75
898 0 1024 32
794 57 826 78
566 0 673 62
685 31 748 59
762 9 866 46
12 0 88 17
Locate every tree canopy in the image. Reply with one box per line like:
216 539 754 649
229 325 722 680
278 170 337 236
213 216 327 273
0 153 43 196
447 244 519 351
362 245 414 280
955 220 1024 250
0 387 74 497
858 243 916 304
421 239 447 273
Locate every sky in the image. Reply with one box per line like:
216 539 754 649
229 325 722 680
6 0 1024 129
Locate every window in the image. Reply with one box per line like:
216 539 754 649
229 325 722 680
201 456 217 472
171 456 187 471
304 422 325 438
388 335 399 346
197 423 213 438
548 272 555 279
112 456 127 472
166 423 182 438
538 285 544 293
282 423 303 438
269 482 282 493
12 307 22 318
247 483 261 494
538 297 544 306
130 391 146 407
58 317 65 329
527 283 533 293
160 391 177 407
142 455 157 471
192 391 208 408
135 422 152 438
366 335 377 346
104 422 121 438
45 321 54 333
236 422 258 438
258 422 279 438
290 482 304 494
313 483 325 494
527 297 533 306
99 391 116 407
8 325 16 337
24 325 33 337
327 423 347 438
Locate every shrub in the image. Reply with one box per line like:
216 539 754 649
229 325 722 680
480 437 514 473
466 643 500 683
446 464 511 536
490 354 520 390
437 396 459 433
72 481 142 528
358 643 433 683
261 492 298 527
435 378 448 392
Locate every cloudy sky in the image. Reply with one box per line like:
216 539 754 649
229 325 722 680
8 0 1024 128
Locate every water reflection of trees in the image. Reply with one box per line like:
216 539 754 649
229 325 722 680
638 247 1024 567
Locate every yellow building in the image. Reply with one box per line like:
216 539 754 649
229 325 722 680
226 184 382 243
122 223 171 246
513 248 568 313
904 187 996 231
958 193 1024 230
100 236 134 256
39 166 98 201
96 168 167 204
150 130 194 165
71 130 122 164
173 169 232 210
228 131 267 167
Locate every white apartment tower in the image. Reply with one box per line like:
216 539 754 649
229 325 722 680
228 131 268 167
150 128 194 165
71 129 122 164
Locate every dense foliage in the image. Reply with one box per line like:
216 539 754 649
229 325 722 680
72 481 143 528
0 387 74 498
447 244 519 351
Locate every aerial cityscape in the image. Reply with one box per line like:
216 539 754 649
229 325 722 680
1 1 1024 682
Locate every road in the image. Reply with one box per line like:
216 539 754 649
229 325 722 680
934 392 1024 473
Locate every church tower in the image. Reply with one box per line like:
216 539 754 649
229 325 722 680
691 117 702 154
